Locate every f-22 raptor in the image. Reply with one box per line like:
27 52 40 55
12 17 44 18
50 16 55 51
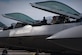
0 1 82 55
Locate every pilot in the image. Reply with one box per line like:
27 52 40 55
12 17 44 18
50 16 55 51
41 16 47 25
51 16 57 24
58 15 65 23
64 16 70 23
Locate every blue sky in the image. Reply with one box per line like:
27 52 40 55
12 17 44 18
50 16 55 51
0 0 82 26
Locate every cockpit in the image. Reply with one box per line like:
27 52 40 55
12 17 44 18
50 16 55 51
1 1 82 30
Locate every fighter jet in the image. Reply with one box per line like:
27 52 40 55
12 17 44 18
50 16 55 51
0 0 82 55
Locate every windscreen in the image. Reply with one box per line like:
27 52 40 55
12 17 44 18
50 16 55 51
0 22 6 28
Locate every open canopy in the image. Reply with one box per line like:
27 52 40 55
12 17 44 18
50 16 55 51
31 1 81 19
3 13 36 24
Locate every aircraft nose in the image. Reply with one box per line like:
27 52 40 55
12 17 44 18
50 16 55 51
47 25 82 40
